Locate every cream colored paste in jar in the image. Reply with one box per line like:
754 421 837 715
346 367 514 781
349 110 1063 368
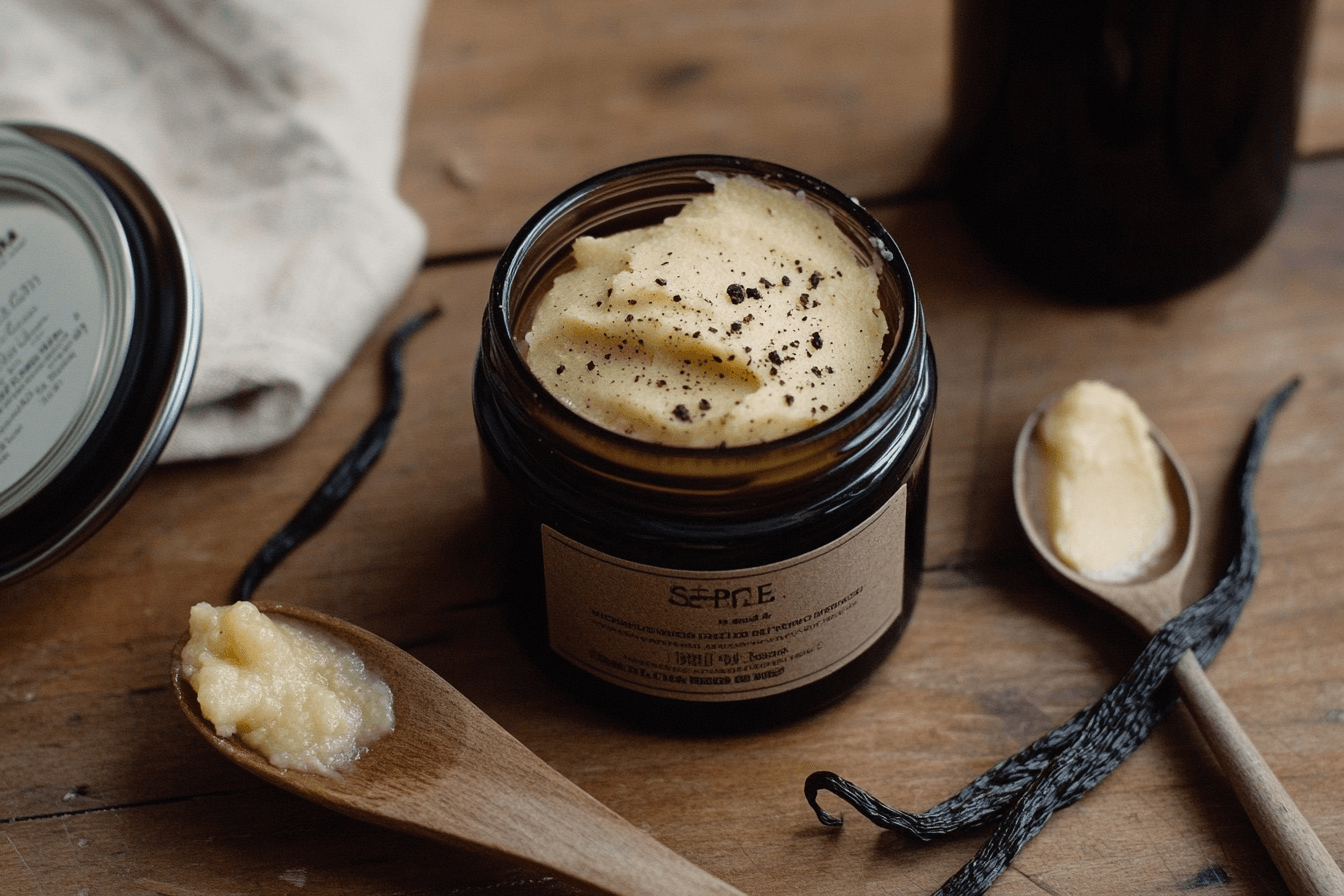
1039 380 1175 582
523 174 888 446
180 601 394 775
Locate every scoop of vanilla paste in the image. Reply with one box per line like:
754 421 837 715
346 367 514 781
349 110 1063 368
180 601 395 775
1039 380 1176 582
524 174 888 447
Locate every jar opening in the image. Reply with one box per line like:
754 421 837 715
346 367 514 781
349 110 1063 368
488 155 923 464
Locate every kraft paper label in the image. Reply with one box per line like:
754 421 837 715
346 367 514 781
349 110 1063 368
542 485 907 701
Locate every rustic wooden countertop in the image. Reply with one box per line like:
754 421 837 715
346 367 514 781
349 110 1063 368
4 3 1343 894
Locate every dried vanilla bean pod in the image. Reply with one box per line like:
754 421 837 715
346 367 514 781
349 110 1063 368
233 307 441 603
806 378 1299 895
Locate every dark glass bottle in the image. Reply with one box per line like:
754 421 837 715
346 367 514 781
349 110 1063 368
473 156 937 732
949 0 1316 302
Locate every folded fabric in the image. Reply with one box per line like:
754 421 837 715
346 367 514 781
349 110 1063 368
0 0 430 461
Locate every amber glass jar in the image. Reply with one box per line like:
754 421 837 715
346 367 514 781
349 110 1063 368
473 156 936 731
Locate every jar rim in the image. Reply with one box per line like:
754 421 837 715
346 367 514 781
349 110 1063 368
486 154 925 462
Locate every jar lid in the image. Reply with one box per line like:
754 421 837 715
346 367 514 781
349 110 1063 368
0 123 201 584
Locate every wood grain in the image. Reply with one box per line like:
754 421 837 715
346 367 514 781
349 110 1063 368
3 2 1344 894
405 0 1344 259
401 0 953 258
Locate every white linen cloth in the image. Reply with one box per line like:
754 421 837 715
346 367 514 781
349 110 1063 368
0 0 430 461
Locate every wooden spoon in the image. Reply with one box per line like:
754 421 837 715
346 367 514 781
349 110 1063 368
1013 395 1344 896
171 601 747 896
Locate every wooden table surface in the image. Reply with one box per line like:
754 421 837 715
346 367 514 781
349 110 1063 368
4 3 1343 894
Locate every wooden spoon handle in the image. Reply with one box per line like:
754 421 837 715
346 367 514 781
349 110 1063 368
1172 652 1344 896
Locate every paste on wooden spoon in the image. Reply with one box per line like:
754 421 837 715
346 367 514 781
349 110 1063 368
1038 380 1175 583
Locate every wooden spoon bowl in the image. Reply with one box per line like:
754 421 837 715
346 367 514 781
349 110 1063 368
1013 395 1199 635
1013 392 1344 896
171 601 747 896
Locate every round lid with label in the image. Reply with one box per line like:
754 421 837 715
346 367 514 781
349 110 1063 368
0 124 201 584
